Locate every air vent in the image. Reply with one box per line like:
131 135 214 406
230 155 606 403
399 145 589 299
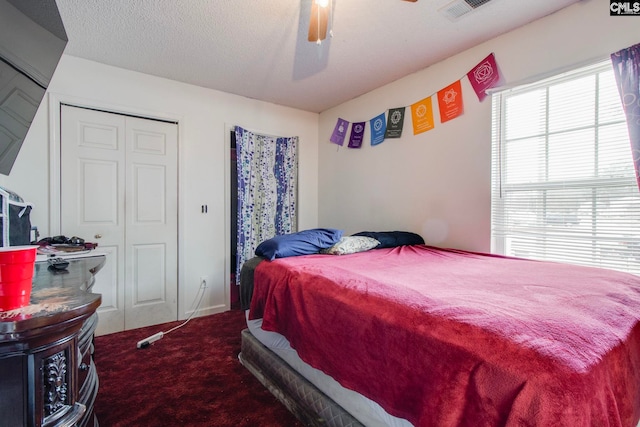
438 0 493 21
466 0 492 7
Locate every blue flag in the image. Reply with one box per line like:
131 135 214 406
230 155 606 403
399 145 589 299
370 113 386 146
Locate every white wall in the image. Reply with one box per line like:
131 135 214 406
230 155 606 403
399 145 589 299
1 55 319 320
317 0 640 253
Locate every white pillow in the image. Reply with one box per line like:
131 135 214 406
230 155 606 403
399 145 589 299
320 236 380 255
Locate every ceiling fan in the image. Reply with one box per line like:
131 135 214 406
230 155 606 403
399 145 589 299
307 0 417 44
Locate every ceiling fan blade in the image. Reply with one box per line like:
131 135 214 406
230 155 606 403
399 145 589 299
402 0 418 2
308 1 329 42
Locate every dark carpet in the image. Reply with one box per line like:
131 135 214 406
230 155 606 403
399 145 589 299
93 310 304 426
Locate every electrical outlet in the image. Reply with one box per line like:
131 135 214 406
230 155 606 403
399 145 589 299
199 276 211 289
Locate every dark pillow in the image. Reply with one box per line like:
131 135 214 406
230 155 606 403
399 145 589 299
255 228 344 260
352 231 424 249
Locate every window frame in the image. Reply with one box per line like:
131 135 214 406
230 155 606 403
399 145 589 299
490 60 640 275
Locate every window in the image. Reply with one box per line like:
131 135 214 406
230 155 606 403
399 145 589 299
491 60 640 275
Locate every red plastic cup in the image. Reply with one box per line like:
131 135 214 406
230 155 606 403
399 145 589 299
0 245 38 311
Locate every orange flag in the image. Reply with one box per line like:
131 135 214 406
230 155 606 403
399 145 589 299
437 80 464 123
411 96 435 135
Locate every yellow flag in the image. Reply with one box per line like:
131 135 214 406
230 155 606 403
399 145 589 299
411 96 435 135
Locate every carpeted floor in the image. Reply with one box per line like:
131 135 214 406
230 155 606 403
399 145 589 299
93 310 304 426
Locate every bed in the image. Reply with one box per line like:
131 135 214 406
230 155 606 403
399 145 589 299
238 241 640 427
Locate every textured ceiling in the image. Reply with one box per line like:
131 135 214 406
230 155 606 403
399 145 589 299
55 0 581 113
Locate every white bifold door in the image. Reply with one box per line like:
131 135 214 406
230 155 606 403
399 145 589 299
60 105 178 336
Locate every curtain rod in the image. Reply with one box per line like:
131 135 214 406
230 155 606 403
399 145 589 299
486 54 610 95
232 125 297 140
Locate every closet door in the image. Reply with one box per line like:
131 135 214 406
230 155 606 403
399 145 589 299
123 115 178 331
60 105 178 335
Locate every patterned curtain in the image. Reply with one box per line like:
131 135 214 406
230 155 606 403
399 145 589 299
611 42 640 190
235 126 298 281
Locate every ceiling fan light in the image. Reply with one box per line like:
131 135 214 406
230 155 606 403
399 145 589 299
308 0 330 43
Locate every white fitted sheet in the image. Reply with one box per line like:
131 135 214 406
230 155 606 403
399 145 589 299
246 311 412 427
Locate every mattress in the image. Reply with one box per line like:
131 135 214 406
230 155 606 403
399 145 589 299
245 312 412 427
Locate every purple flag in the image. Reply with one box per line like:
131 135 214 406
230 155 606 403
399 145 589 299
330 118 349 146
467 53 502 102
348 122 365 148
370 113 386 146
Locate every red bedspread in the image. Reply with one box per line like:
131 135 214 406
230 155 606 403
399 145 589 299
249 245 640 427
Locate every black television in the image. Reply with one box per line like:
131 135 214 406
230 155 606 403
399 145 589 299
0 0 67 175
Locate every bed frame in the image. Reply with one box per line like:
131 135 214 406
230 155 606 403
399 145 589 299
238 329 364 427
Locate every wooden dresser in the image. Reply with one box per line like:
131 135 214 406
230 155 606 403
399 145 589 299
0 254 104 427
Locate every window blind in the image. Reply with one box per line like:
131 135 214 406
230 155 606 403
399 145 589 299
491 60 640 275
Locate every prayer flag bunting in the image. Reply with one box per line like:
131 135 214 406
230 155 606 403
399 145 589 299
324 52 502 148
370 113 386 146
348 122 365 148
437 80 464 123
384 107 406 138
330 118 349 146
410 96 435 135
467 53 502 102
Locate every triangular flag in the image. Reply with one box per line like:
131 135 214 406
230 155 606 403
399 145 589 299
348 122 365 148
330 118 349 145
411 97 435 135
467 53 502 102
437 80 464 123
370 113 386 146
384 107 406 138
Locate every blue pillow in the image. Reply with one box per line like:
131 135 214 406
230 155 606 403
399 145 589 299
352 231 424 249
255 228 344 260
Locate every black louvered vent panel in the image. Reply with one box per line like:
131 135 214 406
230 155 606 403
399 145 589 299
465 0 492 8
